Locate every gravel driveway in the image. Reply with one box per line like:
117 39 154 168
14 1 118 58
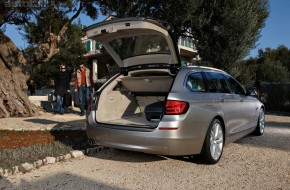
1 114 290 190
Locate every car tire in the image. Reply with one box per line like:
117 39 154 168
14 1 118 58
253 108 265 136
198 119 224 164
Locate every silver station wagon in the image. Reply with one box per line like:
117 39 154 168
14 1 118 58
84 18 265 164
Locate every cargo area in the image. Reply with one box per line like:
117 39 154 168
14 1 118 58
95 70 174 127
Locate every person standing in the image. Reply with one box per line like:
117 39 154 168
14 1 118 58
74 63 94 116
27 79 37 95
54 64 71 114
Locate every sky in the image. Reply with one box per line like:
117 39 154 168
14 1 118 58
4 0 290 58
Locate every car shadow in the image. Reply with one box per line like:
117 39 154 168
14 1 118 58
265 121 290 129
90 148 166 163
23 116 89 150
160 155 206 165
0 172 123 190
234 133 290 152
233 119 290 152
266 111 290 116
23 117 85 130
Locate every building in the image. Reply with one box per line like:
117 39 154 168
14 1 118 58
178 35 198 66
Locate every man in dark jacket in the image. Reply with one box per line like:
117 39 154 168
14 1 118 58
27 79 37 95
54 64 71 114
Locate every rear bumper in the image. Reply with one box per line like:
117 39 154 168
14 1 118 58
85 121 205 156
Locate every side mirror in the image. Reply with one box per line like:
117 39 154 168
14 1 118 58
246 88 257 97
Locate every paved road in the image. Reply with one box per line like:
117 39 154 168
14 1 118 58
1 114 290 190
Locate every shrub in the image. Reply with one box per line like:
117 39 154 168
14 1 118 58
266 85 290 111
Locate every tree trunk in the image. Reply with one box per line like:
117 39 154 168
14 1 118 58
0 3 83 118
0 32 40 118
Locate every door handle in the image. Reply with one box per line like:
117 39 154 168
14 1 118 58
219 98 225 103
240 98 244 102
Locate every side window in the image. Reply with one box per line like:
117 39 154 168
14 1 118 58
185 72 205 92
207 72 231 93
204 72 218 92
225 75 246 95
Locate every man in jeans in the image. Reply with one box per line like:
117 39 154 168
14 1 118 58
74 63 94 116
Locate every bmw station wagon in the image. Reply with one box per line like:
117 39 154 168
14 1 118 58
84 18 265 164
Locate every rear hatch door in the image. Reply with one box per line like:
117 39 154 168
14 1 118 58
84 17 180 68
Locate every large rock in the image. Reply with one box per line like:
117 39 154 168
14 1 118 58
19 162 34 173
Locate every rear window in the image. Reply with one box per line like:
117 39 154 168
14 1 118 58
108 35 171 59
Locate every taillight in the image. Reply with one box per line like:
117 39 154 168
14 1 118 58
164 100 189 115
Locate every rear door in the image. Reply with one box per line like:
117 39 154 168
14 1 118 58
205 72 243 135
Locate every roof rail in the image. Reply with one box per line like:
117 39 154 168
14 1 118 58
188 66 226 73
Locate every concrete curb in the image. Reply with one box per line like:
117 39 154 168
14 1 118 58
0 147 103 178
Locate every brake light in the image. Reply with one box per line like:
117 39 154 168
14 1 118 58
164 100 189 115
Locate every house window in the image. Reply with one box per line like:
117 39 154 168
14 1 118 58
187 38 191 48
86 40 91 51
181 36 185 46
181 60 187 67
96 41 101 50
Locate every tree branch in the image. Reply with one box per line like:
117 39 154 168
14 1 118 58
58 1 83 42
0 10 16 28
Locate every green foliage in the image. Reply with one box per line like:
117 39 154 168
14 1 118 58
99 0 199 38
194 60 213 68
189 0 269 71
29 21 87 87
266 85 290 112
257 45 290 80
99 0 269 71
241 46 290 112
22 6 69 45
241 45 290 87
0 1 99 30
257 59 289 83
1 1 100 87
0 1 33 29
229 60 257 87
50 21 87 70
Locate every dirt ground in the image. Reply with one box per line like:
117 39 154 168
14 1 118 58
0 110 87 151
0 130 87 151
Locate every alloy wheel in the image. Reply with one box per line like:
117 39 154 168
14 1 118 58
259 109 265 134
210 122 224 160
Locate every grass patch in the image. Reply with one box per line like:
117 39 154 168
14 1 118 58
0 142 73 170
0 130 89 171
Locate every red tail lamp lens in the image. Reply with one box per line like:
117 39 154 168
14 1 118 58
165 100 189 115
